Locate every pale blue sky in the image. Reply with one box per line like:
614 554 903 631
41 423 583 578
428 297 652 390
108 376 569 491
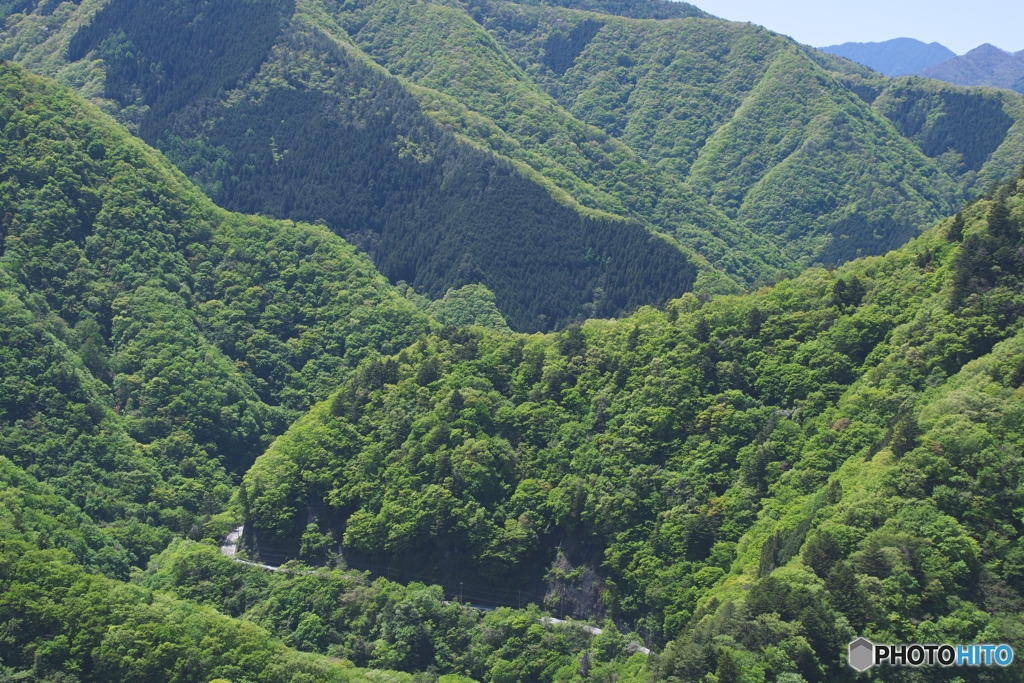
680 1 1023 55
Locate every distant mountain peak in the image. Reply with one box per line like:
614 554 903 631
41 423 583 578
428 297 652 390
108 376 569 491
967 43 1008 56
819 37 955 77
918 43 1024 95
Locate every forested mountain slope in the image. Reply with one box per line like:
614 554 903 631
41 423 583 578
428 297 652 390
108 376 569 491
324 0 783 282
507 0 708 19
3 25 1024 681
0 60 426 681
0 457 413 681
244 168 1024 680
0 60 436 549
0 0 715 331
0 442 642 680
460 0 1024 262
6 0 1024 329
0 61 639 682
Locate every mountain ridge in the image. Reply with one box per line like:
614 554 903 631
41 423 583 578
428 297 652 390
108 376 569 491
822 38 1024 96
0 59 674 681
820 37 956 77
5 0 1024 330
3 6 1024 679
919 42 1024 95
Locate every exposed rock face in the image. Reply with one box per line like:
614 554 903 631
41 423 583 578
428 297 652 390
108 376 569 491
545 549 607 621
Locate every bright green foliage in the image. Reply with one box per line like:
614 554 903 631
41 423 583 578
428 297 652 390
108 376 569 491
247 170 1024 679
402 283 513 333
4 2 1024 681
471 2 1021 265
0 456 133 578
658 333 1024 680
0 61 438 683
0 59 651 681
0 62 432 535
143 539 649 680
0 543 409 681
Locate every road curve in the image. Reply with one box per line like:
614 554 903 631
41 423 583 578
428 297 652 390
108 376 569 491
220 525 649 654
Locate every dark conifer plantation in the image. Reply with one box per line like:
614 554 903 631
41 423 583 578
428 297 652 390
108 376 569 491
61 2 699 331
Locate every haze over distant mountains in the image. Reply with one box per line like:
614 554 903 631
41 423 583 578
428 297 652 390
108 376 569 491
823 38 1024 94
820 38 955 76
920 43 1024 95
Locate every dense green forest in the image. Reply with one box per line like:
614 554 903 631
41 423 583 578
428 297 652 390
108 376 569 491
0 482 406 682
245 169 1024 679
6 0 1024 329
0 58 447 561
2 0 715 331
336 0 1023 260
143 539 652 680
449 0 1024 263
3 0 1024 681
0 61 641 681
0 452 641 680
65 0 295 139
490 0 707 20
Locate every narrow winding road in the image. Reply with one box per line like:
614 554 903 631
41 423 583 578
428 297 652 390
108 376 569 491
220 526 649 655
220 525 282 571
